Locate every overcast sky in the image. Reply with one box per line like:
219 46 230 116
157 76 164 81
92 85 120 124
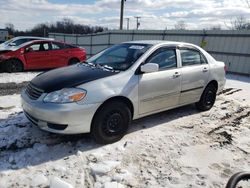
0 0 250 30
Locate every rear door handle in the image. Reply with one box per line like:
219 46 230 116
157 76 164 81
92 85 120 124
202 67 208 72
173 72 181 78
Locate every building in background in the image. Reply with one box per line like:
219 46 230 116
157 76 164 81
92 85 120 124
0 29 9 43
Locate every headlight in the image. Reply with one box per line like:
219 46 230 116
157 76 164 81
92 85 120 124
43 88 87 103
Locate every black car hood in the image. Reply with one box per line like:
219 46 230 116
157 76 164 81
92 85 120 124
31 64 119 93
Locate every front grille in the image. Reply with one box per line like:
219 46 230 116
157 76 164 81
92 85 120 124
25 83 44 100
48 123 68 130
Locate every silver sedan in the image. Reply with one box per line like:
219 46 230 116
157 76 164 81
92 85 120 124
21 41 226 144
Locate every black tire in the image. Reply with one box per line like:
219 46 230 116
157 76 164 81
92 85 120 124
196 84 217 111
5 59 23 73
91 101 132 144
68 58 79 65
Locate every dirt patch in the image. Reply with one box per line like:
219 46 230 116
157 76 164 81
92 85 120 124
0 82 28 96
218 131 233 146
225 89 242 95
233 111 250 126
218 88 242 96
208 107 249 134
218 88 234 95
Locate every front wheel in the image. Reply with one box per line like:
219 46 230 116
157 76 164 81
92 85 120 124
196 84 217 111
68 58 79 65
91 101 131 144
5 59 23 73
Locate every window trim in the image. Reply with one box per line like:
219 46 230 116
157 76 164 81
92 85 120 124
51 42 65 51
144 47 178 71
25 42 51 53
179 47 208 67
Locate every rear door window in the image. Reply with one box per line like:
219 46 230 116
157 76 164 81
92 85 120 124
51 42 64 50
180 49 207 66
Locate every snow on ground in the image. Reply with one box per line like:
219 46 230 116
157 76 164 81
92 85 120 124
0 73 249 188
225 74 250 106
0 72 40 84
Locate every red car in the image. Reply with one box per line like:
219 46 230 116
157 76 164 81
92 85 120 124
0 40 86 72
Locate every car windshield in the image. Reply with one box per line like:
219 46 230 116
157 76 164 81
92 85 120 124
86 43 152 71
0 39 14 46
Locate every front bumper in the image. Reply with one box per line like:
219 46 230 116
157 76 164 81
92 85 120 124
21 90 101 134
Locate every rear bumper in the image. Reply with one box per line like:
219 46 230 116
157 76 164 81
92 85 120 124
218 77 226 93
21 90 100 134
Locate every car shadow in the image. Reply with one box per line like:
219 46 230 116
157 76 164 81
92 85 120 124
0 104 199 172
129 104 198 133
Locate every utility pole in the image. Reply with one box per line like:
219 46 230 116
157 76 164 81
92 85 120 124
126 18 130 30
43 27 46 37
135 16 141 30
119 0 126 30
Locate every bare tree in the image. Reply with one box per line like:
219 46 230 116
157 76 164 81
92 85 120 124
232 16 250 30
210 24 221 30
175 20 186 30
225 16 250 30
5 23 15 35
244 0 250 7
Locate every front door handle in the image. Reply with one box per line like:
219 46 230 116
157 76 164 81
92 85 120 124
203 67 208 72
173 72 181 78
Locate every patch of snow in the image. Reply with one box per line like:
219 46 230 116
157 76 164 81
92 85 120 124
0 73 249 187
30 174 48 187
90 161 120 175
104 182 125 188
50 177 73 188
225 73 250 105
0 72 40 83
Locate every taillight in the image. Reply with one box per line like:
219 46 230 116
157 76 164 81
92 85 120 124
224 65 227 72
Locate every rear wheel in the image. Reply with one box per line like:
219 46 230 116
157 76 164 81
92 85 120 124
68 58 79 65
196 84 217 111
5 59 23 73
91 101 131 144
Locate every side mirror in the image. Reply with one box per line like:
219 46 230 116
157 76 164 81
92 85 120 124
26 47 33 53
140 63 159 73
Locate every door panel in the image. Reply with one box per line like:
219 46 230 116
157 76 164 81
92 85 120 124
179 65 209 104
138 47 181 115
49 42 68 67
179 48 210 105
25 51 50 69
24 42 51 69
138 69 181 114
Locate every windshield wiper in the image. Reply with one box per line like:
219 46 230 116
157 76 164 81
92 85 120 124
103 65 114 70
81 61 96 68
81 62 120 72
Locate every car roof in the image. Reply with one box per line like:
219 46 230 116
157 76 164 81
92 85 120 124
124 40 197 47
18 40 73 49
11 36 54 40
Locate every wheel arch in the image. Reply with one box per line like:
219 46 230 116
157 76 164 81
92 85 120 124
206 80 218 92
5 57 25 71
68 57 80 65
91 96 134 129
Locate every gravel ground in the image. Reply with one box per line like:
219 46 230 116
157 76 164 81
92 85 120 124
0 82 28 96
